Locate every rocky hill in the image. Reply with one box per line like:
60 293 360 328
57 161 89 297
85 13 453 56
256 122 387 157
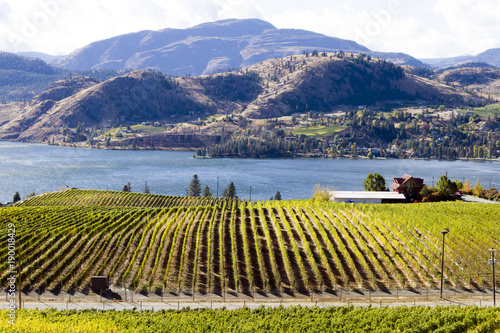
434 61 497 74
422 48 500 69
0 52 125 102
0 52 487 142
51 18 390 76
433 65 500 97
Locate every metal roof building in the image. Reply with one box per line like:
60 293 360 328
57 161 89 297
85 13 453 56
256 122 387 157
330 191 406 204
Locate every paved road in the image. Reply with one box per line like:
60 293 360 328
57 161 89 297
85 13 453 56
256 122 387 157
2 288 498 311
462 195 498 204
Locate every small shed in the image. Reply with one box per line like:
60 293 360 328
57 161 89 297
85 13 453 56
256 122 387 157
331 191 406 204
90 276 108 294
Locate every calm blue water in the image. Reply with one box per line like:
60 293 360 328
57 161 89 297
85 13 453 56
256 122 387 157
1 141 499 203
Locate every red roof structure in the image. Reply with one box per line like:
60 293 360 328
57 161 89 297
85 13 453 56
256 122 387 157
390 174 424 195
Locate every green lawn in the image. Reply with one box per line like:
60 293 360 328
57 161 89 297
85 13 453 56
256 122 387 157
473 103 500 119
130 125 168 133
293 124 346 137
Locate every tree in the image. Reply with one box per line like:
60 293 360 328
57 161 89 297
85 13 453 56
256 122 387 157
453 179 463 191
363 173 388 191
437 175 457 200
122 182 131 192
463 179 471 193
13 192 21 203
144 181 150 194
419 185 430 198
203 185 212 198
312 184 332 202
188 174 201 197
472 178 483 197
222 182 237 198
274 191 282 200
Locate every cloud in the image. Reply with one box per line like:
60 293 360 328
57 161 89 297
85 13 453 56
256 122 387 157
0 0 498 59
263 0 500 58
213 0 263 19
4 0 264 54
430 0 500 55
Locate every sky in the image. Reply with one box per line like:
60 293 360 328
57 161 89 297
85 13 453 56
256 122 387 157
0 0 499 59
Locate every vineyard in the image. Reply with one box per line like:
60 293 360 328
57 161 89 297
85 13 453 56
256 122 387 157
2 189 500 294
3 306 500 332
17 189 219 208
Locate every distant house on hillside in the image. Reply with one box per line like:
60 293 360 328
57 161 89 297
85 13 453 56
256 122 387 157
390 175 424 196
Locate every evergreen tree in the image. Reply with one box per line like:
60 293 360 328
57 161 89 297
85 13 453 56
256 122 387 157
363 173 388 191
203 185 212 198
274 191 282 200
122 182 131 192
13 191 21 203
188 174 202 197
437 175 457 200
222 182 237 198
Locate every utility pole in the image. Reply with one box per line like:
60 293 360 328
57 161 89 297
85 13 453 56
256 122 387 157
249 186 252 201
216 177 219 198
490 249 497 307
440 227 449 299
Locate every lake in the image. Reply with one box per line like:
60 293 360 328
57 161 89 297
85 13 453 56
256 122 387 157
1 141 499 203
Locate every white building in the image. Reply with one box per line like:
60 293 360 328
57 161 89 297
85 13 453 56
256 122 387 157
330 191 406 204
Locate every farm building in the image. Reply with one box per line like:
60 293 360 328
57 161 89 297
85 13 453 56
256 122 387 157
330 191 406 204
390 174 424 195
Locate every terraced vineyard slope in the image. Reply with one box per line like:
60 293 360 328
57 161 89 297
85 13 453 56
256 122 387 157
17 189 221 208
2 190 499 294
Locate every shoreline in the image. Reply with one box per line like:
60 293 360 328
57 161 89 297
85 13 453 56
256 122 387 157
2 139 499 162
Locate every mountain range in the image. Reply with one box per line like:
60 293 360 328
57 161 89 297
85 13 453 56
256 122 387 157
421 48 500 69
51 19 370 76
2 18 500 105
46 18 500 75
0 52 487 143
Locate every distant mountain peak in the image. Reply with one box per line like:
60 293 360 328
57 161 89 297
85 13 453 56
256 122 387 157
51 18 370 75
190 18 277 35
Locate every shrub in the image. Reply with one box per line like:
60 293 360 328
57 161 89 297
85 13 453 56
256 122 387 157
312 184 333 202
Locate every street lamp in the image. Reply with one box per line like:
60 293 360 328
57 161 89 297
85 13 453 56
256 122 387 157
440 227 449 299
489 248 497 307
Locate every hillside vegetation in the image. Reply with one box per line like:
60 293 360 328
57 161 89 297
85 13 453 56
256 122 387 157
0 52 487 143
0 52 125 102
3 190 499 295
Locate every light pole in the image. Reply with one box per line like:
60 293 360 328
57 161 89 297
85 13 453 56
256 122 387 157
440 227 449 299
216 177 219 198
490 249 497 307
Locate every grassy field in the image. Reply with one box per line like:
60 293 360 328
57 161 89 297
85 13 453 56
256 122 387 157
130 125 168 133
473 103 500 119
293 125 346 137
3 190 500 295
